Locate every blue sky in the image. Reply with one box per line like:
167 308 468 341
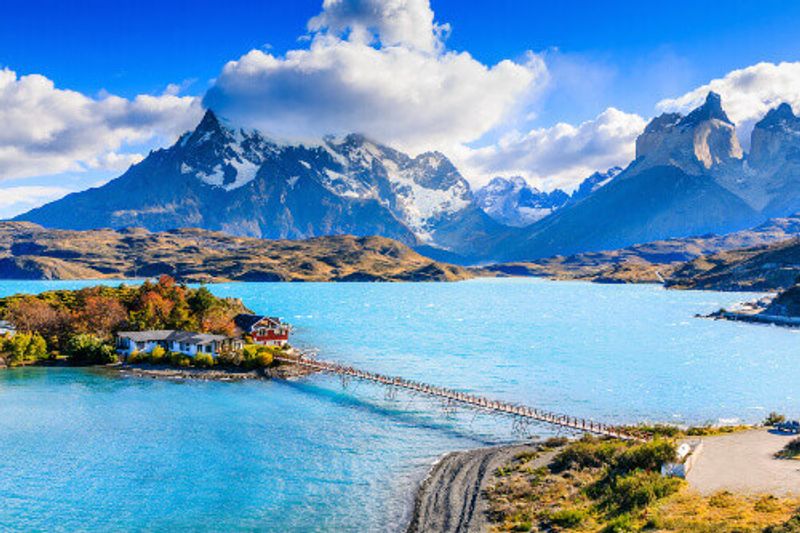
2 0 800 217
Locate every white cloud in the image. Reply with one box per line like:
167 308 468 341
204 1 545 154
656 61 800 148
0 185 71 217
0 68 203 181
308 0 449 53
462 108 646 191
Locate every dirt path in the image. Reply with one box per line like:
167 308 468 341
687 429 800 496
406 444 555 533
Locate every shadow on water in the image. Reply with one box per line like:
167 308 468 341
275 377 523 447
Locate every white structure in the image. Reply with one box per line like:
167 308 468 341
115 330 243 359
0 320 15 337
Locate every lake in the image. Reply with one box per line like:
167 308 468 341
0 278 797 531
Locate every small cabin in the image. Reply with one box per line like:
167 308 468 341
234 314 291 347
115 330 243 359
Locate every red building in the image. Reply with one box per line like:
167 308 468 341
234 314 291 347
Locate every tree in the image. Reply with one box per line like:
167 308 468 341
130 291 175 330
2 332 48 365
74 295 127 338
64 334 117 365
4 297 67 340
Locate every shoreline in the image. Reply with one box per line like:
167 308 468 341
406 442 557 533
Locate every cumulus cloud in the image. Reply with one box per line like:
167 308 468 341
463 108 646 191
308 0 449 52
204 1 545 153
0 68 203 181
656 61 800 148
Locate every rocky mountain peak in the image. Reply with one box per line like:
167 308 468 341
755 103 800 131
749 102 800 170
678 91 732 127
634 92 742 173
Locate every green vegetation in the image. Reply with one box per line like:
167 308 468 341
0 275 263 371
1 332 48 366
775 437 800 460
63 333 117 365
765 412 787 426
486 436 800 532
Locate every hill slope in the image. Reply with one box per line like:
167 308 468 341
0 222 471 282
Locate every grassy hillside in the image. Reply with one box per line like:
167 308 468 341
0 222 472 282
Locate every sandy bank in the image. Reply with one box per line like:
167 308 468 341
407 443 556 533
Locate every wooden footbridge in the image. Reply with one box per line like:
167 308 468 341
275 355 648 442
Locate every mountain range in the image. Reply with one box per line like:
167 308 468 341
494 93 800 261
13 93 800 265
15 110 502 261
473 167 621 227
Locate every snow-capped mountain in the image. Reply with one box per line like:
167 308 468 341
475 168 622 227
567 167 622 204
474 176 569 227
496 93 800 261
15 110 503 260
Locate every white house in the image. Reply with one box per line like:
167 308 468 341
115 330 243 359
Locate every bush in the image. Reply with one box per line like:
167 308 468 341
551 437 628 472
64 334 117 365
1 332 48 365
602 514 635 533
615 439 676 473
193 353 215 368
775 437 800 459
148 345 167 364
604 470 682 512
127 350 147 364
169 351 191 367
765 412 786 426
242 344 276 369
549 508 587 528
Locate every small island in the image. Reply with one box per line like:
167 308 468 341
0 275 302 378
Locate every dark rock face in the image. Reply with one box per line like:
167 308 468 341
15 111 504 262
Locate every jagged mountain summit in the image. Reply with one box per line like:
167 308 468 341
474 176 569 227
15 110 504 260
475 167 622 227
495 93 800 261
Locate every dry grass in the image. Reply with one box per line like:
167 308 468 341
485 436 800 532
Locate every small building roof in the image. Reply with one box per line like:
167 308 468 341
117 330 228 345
234 314 283 332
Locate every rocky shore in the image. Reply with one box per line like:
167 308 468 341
407 443 556 533
114 361 317 381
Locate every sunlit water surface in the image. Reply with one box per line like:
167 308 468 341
0 278 797 531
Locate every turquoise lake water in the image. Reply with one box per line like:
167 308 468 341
0 278 798 531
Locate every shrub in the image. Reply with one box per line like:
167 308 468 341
242 344 275 369
765 412 786 426
604 470 682 512
168 351 191 367
1 332 48 365
549 508 587 528
775 437 800 459
127 350 147 364
602 514 635 533
550 437 628 472
64 334 117 365
149 345 167 364
615 439 676 473
193 353 215 368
